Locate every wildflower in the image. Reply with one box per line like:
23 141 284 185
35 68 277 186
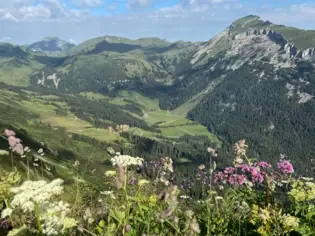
282 214 299 232
198 164 205 170
149 195 157 205
100 190 116 199
73 160 80 167
224 167 235 174
256 162 272 168
10 179 64 212
38 148 44 154
207 147 217 157
234 139 247 158
0 150 9 156
8 136 22 149
234 157 243 166
110 154 143 167
138 179 150 186
1 208 12 219
185 210 201 234
105 170 116 177
41 201 76 235
83 208 94 224
180 195 190 199
3 129 16 137
277 159 294 174
12 143 24 156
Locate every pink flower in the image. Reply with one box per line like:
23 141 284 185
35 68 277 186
239 164 251 172
250 167 258 176
252 172 264 183
3 129 16 137
214 171 224 183
224 167 235 174
12 143 24 156
256 162 272 168
228 174 246 185
277 160 294 175
8 136 22 148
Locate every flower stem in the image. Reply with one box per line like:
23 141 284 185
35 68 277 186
34 201 42 234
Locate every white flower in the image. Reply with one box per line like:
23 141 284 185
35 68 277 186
100 190 116 199
38 148 44 154
10 179 64 212
179 195 190 199
83 207 94 224
110 154 143 167
1 208 13 219
41 201 75 236
73 160 80 167
0 150 9 156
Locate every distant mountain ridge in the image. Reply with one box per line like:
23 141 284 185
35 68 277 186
27 37 75 54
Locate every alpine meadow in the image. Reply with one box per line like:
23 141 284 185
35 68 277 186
2 10 315 236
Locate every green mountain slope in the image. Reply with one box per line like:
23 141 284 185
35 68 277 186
1 15 315 175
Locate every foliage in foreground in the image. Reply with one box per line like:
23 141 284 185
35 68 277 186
1 129 315 235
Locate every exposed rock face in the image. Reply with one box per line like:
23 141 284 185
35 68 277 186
302 48 315 59
284 44 297 57
234 28 315 60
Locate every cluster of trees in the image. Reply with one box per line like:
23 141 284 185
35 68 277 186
188 61 315 175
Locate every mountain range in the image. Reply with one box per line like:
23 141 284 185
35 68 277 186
1 15 315 177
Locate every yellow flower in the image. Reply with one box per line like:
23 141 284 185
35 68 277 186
149 195 157 205
281 214 299 232
138 179 150 186
105 170 116 177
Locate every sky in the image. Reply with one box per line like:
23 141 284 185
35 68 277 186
1 0 315 45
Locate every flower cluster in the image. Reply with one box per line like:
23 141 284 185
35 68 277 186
41 201 77 235
289 180 315 202
105 170 116 177
3 129 24 156
277 160 294 175
110 153 144 168
10 179 64 212
214 161 273 186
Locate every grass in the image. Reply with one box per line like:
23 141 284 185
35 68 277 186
0 86 221 146
0 89 123 144
271 26 315 50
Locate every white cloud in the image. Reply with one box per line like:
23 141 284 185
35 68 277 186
0 0 90 22
128 0 153 9
19 5 51 20
0 36 11 42
1 13 17 21
108 3 117 11
259 4 315 25
73 0 104 7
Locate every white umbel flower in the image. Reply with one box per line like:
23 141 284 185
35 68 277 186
1 208 13 219
110 154 144 167
41 201 75 236
10 179 64 212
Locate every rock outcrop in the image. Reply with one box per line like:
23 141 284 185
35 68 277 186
233 28 315 60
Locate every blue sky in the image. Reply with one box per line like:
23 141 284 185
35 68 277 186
1 0 315 45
